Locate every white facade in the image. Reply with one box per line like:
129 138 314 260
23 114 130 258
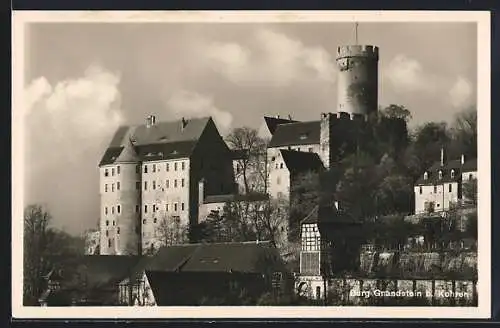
414 182 459 214
141 159 190 251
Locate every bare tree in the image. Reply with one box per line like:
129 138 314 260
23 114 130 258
226 127 268 194
156 213 188 248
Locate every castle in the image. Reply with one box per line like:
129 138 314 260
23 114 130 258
96 44 382 256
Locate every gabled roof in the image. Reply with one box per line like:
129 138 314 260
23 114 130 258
99 117 212 166
280 149 325 174
264 116 298 135
268 121 320 148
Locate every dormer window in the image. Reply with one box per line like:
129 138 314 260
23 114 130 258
423 172 428 180
438 170 443 180
299 133 308 140
451 169 455 179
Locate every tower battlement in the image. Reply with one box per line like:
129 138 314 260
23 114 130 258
320 111 368 123
336 45 379 60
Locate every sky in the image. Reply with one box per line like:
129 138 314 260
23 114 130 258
23 21 477 234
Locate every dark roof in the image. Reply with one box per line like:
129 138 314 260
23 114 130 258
268 121 320 147
99 117 211 166
76 255 141 289
416 158 477 185
204 193 269 204
301 204 356 225
280 149 324 174
230 149 249 160
264 116 298 135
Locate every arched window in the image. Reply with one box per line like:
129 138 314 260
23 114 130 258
423 172 428 180
438 170 443 180
451 169 455 179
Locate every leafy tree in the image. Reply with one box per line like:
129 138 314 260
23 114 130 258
462 178 478 205
450 107 477 158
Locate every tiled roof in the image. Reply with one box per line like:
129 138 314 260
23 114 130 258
268 121 320 147
203 193 269 204
280 149 325 174
99 117 211 166
263 116 298 135
416 158 477 185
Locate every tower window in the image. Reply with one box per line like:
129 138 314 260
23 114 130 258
106 220 109 226
181 203 185 211
144 205 148 213
144 181 148 190
117 227 120 234
166 180 170 188
112 168 115 176
174 162 178 171
181 178 185 187
153 181 156 190
144 165 148 174
117 205 121 214
449 184 452 193
105 207 108 215
152 164 156 173
174 203 178 212
419 186 422 194
117 182 120 191
112 184 115 192
104 169 109 177
117 166 120 175
182 162 185 170
174 180 178 188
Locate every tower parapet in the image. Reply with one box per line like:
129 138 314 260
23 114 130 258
336 44 379 117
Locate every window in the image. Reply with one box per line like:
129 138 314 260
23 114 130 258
297 148 301 151
108 239 111 248
143 219 146 224
117 182 120 191
277 176 281 185
112 184 115 192
152 164 156 173
419 186 422 194
449 184 453 192
181 178 185 187
438 170 443 180
105 184 108 192
166 204 169 212
117 205 121 214
105 207 108 215
136 182 140 190
105 169 109 177
153 205 156 213
152 181 156 190
112 168 115 176
117 227 120 234
106 220 109 226
308 148 313 152
135 205 139 213
166 163 169 172
117 166 121 175
112 207 115 214
144 181 148 190
424 172 428 180
112 220 115 226
434 185 437 193
174 203 178 212
182 162 185 170
181 203 185 211
166 180 169 188
451 169 455 179
271 156 276 162
174 179 178 188
174 162 178 171
280 163 284 169
275 164 278 169
144 165 148 173
154 218 157 224
316 287 321 300
277 192 283 198
106 230 109 237
469 174 473 181
144 205 148 213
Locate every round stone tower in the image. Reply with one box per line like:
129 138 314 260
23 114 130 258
336 45 379 116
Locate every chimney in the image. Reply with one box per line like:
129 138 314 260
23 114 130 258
334 201 339 210
146 115 156 128
181 117 188 130
198 179 205 206
440 147 445 167
276 114 280 119
461 154 465 165
288 114 292 120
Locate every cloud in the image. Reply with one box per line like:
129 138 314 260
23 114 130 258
448 76 473 109
383 54 436 92
203 28 336 87
164 90 233 134
24 65 125 233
